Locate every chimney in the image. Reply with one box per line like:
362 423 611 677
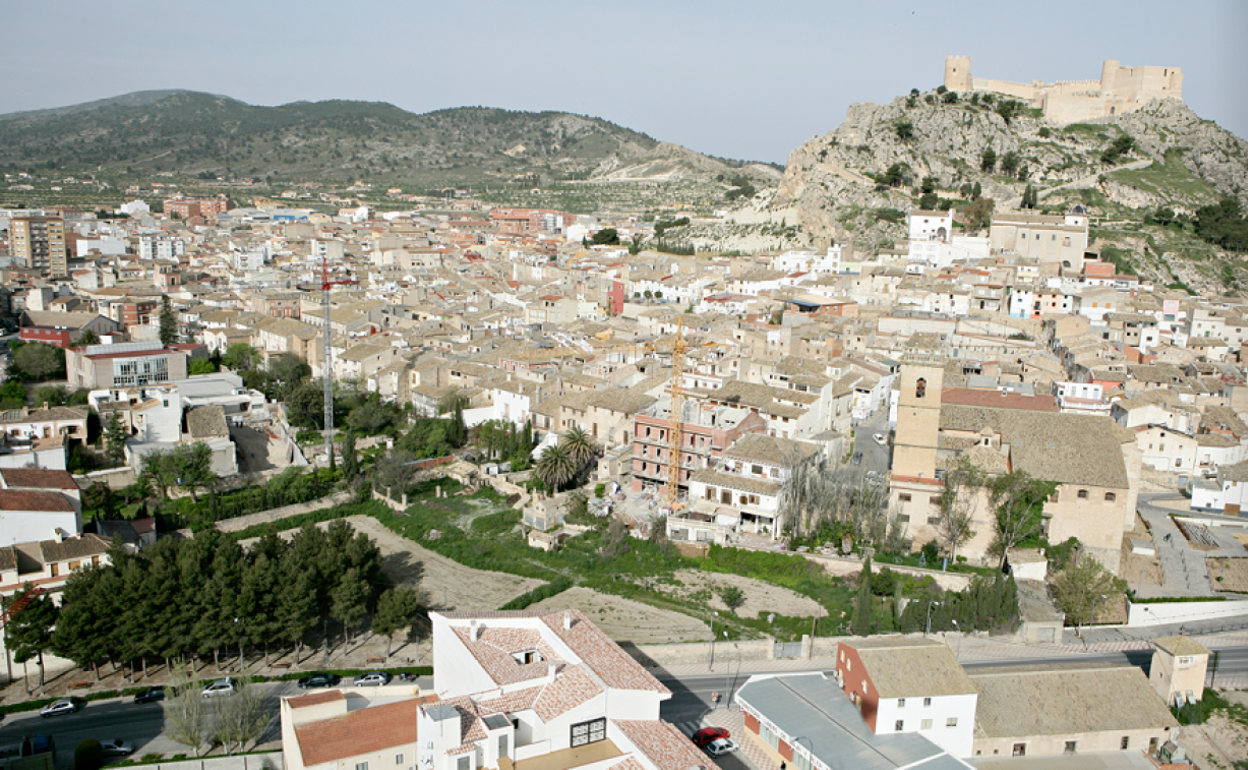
547 661 558 683
54 528 65 543
563 610 572 630
470 620 480 642
42 402 49 410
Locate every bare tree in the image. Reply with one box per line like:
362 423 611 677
986 471 1055 569
163 660 207 757
778 450 892 544
934 458 983 564
214 677 270 754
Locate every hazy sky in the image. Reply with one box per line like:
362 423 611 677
3 0 1245 164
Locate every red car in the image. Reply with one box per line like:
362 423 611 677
691 727 730 747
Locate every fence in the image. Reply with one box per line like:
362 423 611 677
116 752 282 770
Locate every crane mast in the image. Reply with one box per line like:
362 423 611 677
666 318 688 507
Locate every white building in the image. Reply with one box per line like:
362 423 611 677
138 236 186 260
281 609 710 770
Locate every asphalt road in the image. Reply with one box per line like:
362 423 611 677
0 682 299 764
852 410 890 476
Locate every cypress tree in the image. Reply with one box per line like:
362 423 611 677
851 556 873 636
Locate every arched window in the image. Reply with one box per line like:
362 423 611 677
916 378 927 398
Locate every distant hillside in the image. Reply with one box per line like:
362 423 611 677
0 91 780 192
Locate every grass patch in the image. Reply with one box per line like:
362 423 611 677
1109 149 1220 203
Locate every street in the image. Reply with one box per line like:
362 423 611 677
852 410 890 476
0 682 300 763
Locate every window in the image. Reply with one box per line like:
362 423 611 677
923 697 932 707
921 719 933 730
1077 489 1089 499
706 487 715 501
899 493 912 502
457 758 469 770
571 718 606 748
916 377 927 398
752 465 764 475
1064 741 1077 754
1120 736 1130 750
1105 492 1116 502
760 723 779 749
895 720 904 732
946 717 958 728
357 763 370 770
897 698 906 708
395 755 404 765
898 515 910 523
1012 744 1027 757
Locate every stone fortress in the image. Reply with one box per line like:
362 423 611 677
943 55 1183 124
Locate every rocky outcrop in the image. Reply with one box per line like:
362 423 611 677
769 93 1247 244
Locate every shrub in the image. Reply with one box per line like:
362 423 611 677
75 740 104 770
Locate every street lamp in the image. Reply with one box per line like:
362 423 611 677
925 601 941 637
950 619 962 660
721 632 730 708
708 611 719 671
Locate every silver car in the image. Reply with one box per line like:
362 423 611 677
705 738 738 757
202 678 235 698
352 671 391 687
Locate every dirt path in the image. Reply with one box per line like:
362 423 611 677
529 586 709 644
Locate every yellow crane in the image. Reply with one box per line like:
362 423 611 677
666 318 688 508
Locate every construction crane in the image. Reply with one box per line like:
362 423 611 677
666 318 688 508
312 255 357 468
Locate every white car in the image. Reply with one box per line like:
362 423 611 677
705 738 738 757
202 678 235 698
873 433 886 445
99 739 134 757
40 698 84 718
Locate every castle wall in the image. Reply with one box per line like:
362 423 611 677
945 56 1183 125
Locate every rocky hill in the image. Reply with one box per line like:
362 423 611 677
0 91 780 193
743 91 1248 289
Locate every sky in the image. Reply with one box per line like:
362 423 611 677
3 0 1245 165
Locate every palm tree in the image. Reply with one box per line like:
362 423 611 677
560 426 599 472
535 444 576 491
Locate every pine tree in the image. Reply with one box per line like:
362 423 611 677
159 295 178 346
851 556 873 636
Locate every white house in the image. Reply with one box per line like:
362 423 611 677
281 610 712 770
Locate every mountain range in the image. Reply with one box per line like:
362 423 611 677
0 90 781 191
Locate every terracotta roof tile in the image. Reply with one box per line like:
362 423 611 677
0 489 77 513
288 690 344 709
0 469 79 491
295 697 426 766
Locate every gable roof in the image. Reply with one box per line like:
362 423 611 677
0 468 79 491
0 489 76 513
295 697 426 766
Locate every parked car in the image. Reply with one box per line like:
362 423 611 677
691 727 730 747
99 740 134 758
202 678 235 698
297 673 342 689
40 698 85 718
133 687 165 704
873 433 886 446
353 671 391 687
705 738 739 757
852 451 863 465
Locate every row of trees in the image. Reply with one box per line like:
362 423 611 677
3 519 422 690
851 556 1020 636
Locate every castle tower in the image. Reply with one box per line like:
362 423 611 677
1100 60 1120 95
893 357 944 481
944 56 972 92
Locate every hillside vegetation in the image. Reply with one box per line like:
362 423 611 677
0 90 780 208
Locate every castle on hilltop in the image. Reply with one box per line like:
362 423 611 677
943 56 1183 124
